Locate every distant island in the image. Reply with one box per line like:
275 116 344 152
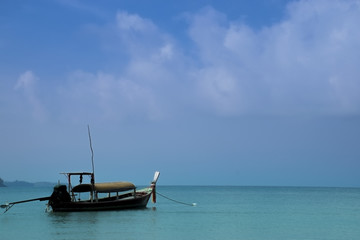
0 177 5 187
0 178 55 187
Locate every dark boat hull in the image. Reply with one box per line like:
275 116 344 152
50 190 152 212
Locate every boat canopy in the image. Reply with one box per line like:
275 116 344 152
72 182 136 193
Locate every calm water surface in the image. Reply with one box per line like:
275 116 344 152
1 186 359 240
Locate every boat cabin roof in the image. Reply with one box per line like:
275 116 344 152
61 172 93 176
72 182 136 193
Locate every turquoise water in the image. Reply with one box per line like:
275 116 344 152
1 186 360 240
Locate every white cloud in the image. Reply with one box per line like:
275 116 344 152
59 70 164 122
14 71 47 121
15 70 37 90
116 11 156 32
188 0 360 115
196 67 242 114
114 11 168 58
159 43 174 60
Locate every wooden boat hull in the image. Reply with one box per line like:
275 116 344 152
50 188 153 212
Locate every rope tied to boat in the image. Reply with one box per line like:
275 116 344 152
156 191 196 207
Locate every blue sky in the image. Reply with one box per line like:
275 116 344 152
1 0 360 186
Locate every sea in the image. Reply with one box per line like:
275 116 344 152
1 186 359 240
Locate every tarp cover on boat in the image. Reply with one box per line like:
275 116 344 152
72 182 136 193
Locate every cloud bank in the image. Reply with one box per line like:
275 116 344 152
189 1 360 115
13 0 360 122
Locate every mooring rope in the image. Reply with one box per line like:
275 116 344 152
156 191 196 206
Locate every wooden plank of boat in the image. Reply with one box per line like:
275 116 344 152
52 192 152 212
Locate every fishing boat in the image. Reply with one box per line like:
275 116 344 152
1 126 160 213
47 171 160 212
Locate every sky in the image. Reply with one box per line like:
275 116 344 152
0 0 360 187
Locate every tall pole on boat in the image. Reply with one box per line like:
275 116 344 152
88 125 95 185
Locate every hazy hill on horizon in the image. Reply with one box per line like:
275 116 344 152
0 178 55 187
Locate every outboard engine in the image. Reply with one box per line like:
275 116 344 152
49 185 71 207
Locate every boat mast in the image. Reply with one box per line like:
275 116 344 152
87 125 95 185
